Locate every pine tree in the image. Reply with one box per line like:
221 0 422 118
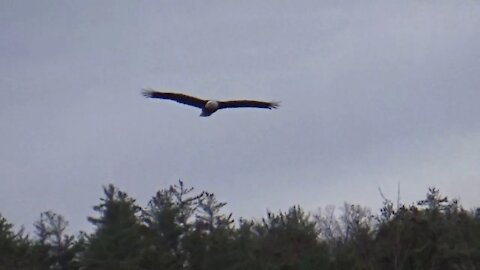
32 211 82 270
82 184 144 270
0 213 19 269
142 180 202 269
186 192 235 270
253 206 330 270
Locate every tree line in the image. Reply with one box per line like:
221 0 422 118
1 181 480 270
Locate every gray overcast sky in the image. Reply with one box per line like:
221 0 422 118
1 1 480 232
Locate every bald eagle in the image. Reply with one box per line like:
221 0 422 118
142 89 279 117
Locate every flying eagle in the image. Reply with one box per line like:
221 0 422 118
142 89 279 117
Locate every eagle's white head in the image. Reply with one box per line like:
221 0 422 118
200 100 219 117
205 100 219 110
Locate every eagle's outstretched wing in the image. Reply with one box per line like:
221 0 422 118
218 100 279 110
142 89 207 109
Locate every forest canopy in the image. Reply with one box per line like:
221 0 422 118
1 181 479 270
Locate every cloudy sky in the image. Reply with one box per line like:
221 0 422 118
1 0 480 232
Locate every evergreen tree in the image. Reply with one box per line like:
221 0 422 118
375 188 480 270
142 180 202 269
0 213 20 269
230 219 263 270
2 183 480 270
31 211 82 270
253 206 330 270
184 192 235 270
82 184 143 270
0 213 35 270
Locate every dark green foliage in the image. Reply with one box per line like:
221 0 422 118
185 192 236 270
339 206 375 269
32 211 82 270
374 188 480 270
0 213 21 270
82 184 144 270
141 180 203 269
252 206 330 270
2 184 480 270
0 211 82 270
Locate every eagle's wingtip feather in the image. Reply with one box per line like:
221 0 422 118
270 101 280 109
141 88 155 98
